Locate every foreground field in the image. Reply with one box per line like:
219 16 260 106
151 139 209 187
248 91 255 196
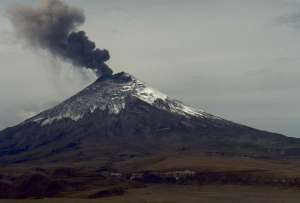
1 185 300 203
1 153 300 202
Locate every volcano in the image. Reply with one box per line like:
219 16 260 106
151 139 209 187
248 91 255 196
0 72 300 165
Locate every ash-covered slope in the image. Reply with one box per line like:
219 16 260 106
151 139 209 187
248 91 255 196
0 72 300 165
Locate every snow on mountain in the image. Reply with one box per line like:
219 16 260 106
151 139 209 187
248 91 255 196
26 72 221 126
2 72 298 165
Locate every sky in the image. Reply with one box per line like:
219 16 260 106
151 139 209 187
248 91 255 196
0 0 300 137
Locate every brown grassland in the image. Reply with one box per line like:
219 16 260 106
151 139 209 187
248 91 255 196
1 153 300 202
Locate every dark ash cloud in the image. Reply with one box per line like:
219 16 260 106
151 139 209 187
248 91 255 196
6 0 113 77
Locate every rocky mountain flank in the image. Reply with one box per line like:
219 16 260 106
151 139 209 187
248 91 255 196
0 72 300 165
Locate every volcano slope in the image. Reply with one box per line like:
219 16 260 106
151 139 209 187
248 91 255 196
0 72 300 165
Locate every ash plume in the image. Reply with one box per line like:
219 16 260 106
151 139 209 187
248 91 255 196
6 0 113 77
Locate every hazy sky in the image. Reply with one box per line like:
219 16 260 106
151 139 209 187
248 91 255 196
0 0 300 137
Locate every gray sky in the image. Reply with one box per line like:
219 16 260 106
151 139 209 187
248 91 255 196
0 0 300 137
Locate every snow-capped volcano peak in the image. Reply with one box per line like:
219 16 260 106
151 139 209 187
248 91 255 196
26 72 217 126
2 72 295 166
